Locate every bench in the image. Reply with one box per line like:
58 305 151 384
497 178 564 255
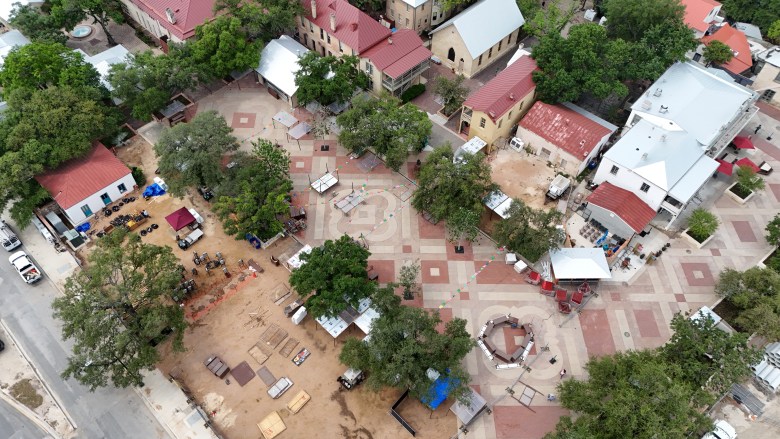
492 316 509 326
494 351 511 363
483 339 497 354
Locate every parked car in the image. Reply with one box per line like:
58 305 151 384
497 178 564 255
702 420 737 439
267 377 293 399
0 220 22 251
9 251 43 284
177 228 204 250
198 186 214 201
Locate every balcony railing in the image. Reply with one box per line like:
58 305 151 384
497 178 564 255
462 107 472 122
382 60 430 93
706 103 759 158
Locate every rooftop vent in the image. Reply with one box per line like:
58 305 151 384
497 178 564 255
660 134 667 142
579 139 586 146
732 50 739 57
509 93 515 100
388 37 393 44
641 100 652 110
653 88 662 97
488 111 496 119
641 153 648 161
659 105 669 114
165 8 176 24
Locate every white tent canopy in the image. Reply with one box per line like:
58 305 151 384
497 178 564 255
483 190 513 219
316 298 378 339
285 245 312 270
550 248 611 279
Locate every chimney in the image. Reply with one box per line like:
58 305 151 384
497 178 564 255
330 13 336 32
311 0 317 19
165 8 176 24
388 37 393 45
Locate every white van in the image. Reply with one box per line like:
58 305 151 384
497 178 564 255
0 220 22 251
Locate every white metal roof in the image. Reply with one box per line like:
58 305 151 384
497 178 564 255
0 30 30 67
758 47 780 68
400 0 428 7
0 0 37 21
429 0 525 59
735 22 762 41
483 190 513 219
549 248 611 279
81 45 131 91
668 155 719 203
286 245 312 270
690 306 722 324
256 36 309 98
629 62 756 146
605 119 706 191
354 307 379 334
316 314 350 338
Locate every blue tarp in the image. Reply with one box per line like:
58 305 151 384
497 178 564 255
421 375 459 410
143 183 166 198
76 223 90 233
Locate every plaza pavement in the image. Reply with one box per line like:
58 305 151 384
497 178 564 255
191 82 780 438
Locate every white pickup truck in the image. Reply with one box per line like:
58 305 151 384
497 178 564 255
9 251 43 284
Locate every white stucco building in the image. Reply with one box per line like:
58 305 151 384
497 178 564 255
36 143 136 225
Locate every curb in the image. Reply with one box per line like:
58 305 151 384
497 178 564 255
132 382 178 439
0 389 59 438
0 319 78 433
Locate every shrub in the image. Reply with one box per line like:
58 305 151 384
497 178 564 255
687 208 719 243
131 166 146 187
735 166 765 196
401 84 425 103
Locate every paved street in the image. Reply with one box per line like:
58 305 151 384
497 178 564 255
0 242 170 439
0 397 50 439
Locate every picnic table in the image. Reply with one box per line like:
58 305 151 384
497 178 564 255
335 191 364 214
272 111 298 128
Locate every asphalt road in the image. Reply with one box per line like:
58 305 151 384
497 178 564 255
0 397 50 439
0 253 170 439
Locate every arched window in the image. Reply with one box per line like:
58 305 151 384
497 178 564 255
447 48 455 62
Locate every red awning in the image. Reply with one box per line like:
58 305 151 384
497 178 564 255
165 207 196 231
716 159 734 176
732 136 755 150
736 157 760 173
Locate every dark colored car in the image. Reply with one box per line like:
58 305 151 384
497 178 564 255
198 186 214 201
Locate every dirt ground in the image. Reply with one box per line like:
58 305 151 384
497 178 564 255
490 149 559 211
156 264 458 439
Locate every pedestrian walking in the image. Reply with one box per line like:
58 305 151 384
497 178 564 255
755 124 762 134
547 394 556 401
560 369 567 379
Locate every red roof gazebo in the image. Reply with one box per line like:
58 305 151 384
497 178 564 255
165 207 196 231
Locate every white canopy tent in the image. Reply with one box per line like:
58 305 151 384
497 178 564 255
285 245 312 271
549 248 611 280
316 298 377 339
454 136 487 163
483 190 514 219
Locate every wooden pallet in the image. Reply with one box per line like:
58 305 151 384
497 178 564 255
248 342 274 365
259 324 288 349
279 337 299 357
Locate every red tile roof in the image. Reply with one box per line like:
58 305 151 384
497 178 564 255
128 0 216 41
361 29 431 78
586 182 656 233
680 0 721 33
303 0 391 54
702 24 752 75
462 55 537 122
519 102 614 160
36 143 132 210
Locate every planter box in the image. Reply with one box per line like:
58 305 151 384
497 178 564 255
759 247 779 269
726 183 755 204
437 105 459 121
682 228 714 249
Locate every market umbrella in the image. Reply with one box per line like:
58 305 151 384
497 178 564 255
736 157 760 173
715 159 734 176
732 136 755 150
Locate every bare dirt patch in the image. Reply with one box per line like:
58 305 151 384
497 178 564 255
10 379 43 410
491 149 558 210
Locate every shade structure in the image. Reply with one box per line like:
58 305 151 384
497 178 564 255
716 159 734 176
288 122 312 140
736 157 760 173
732 136 755 150
165 207 196 231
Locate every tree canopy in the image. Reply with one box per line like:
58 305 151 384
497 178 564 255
108 48 202 120
714 267 780 339
294 53 369 106
525 0 577 37
214 0 303 41
213 140 293 240
531 24 630 103
0 41 103 98
154 111 239 196
0 85 119 224
447 207 480 248
52 229 187 390
602 0 685 42
336 94 432 171
190 16 262 79
721 0 780 34
50 0 125 46
433 75 469 116
411 145 497 223
8 3 68 43
339 287 474 402
493 200 563 262
765 213 780 246
547 312 760 438
289 235 376 319
703 40 735 66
